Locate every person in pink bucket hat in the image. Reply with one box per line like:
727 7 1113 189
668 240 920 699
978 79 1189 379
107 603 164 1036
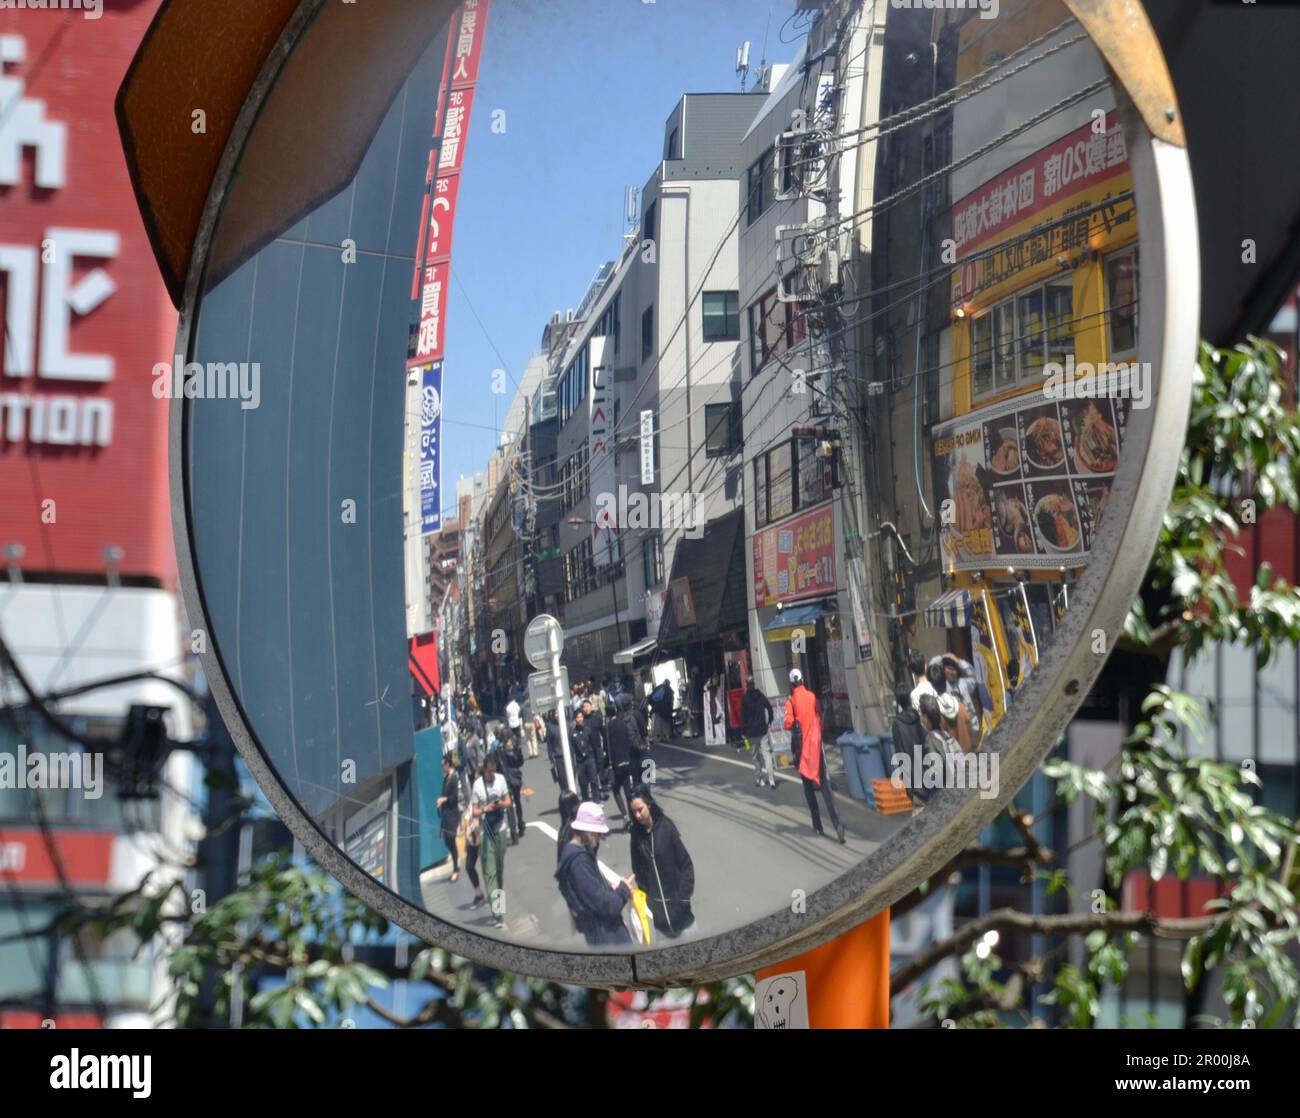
554 802 636 946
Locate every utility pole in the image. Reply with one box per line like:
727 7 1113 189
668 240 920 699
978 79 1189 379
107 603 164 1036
193 692 241 1027
779 0 891 733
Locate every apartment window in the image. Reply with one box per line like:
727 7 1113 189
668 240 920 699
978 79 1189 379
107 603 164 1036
796 436 834 508
753 437 833 527
596 291 621 356
767 441 794 521
748 287 808 374
559 344 591 424
666 128 679 161
705 401 740 458
642 304 655 363
749 289 783 371
1105 247 1139 358
746 146 775 226
971 278 1076 402
702 291 740 342
643 532 664 590
644 200 657 244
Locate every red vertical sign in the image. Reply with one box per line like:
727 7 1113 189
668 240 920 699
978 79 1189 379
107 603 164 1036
408 0 490 369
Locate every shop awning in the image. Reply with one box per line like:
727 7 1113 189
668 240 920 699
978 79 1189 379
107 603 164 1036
409 631 440 696
613 636 657 665
924 589 973 630
656 509 748 649
764 602 825 643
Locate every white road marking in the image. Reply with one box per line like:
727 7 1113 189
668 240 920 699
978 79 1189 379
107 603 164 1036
653 740 795 780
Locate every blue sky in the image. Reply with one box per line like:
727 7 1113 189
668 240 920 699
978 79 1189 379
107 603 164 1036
441 0 804 507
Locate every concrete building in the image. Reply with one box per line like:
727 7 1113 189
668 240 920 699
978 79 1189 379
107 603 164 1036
536 92 767 683
738 2 891 744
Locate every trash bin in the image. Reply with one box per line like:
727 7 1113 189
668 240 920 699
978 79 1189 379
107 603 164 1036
835 733 870 802
855 735 892 810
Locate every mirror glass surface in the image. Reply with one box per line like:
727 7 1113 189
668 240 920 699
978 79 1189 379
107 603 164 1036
185 0 1159 954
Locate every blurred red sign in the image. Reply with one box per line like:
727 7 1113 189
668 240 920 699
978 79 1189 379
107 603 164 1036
0 828 115 887
0 4 176 584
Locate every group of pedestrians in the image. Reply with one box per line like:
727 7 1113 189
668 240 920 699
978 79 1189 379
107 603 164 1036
542 690 650 828
437 661 858 944
889 648 990 804
437 697 539 930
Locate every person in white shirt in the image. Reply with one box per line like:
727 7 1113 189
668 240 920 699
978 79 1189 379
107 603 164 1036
505 697 522 747
471 755 512 929
909 649 938 712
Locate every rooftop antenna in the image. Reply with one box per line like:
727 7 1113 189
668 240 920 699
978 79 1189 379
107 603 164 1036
736 40 750 91
625 185 640 236
754 10 772 92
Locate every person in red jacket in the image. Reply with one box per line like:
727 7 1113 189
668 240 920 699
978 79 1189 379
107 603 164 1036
784 669 846 844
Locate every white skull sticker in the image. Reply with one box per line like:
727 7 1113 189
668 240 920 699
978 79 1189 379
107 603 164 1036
756 973 805 1030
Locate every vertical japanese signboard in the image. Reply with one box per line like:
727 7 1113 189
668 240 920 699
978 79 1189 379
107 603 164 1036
640 410 655 484
407 1 489 535
408 0 490 371
420 362 444 535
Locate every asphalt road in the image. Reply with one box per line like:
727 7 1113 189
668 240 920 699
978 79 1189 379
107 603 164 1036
419 732 908 951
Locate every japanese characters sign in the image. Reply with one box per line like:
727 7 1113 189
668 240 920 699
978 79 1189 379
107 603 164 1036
752 502 836 608
951 112 1129 260
420 362 444 535
407 1 490 370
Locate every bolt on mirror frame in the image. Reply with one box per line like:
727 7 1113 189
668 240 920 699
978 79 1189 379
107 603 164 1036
168 0 1198 988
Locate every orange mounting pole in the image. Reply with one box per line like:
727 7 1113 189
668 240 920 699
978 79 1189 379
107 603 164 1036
754 910 890 1029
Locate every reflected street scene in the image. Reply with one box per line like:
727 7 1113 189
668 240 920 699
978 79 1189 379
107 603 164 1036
184 0 1160 953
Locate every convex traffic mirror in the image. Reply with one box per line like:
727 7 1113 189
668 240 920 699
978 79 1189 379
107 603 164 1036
167 0 1197 985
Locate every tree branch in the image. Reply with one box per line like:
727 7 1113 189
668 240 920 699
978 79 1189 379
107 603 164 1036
889 906 1223 996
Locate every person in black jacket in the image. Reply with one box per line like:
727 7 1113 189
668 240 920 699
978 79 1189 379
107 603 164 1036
647 679 674 743
436 755 461 882
628 784 695 938
555 802 634 946
501 728 526 845
542 710 564 787
570 711 602 802
889 682 926 764
604 694 643 827
741 677 776 789
580 699 610 800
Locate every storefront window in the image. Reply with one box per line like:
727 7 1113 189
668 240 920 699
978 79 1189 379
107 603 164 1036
993 300 1016 391
1106 248 1139 358
976 279 1077 402
1258 642 1295 766
971 312 993 397
1045 280 1075 366
1017 287 1045 378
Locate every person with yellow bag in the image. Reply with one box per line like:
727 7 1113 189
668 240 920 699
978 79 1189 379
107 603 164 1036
554 802 635 947
628 886 654 945
628 785 696 939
